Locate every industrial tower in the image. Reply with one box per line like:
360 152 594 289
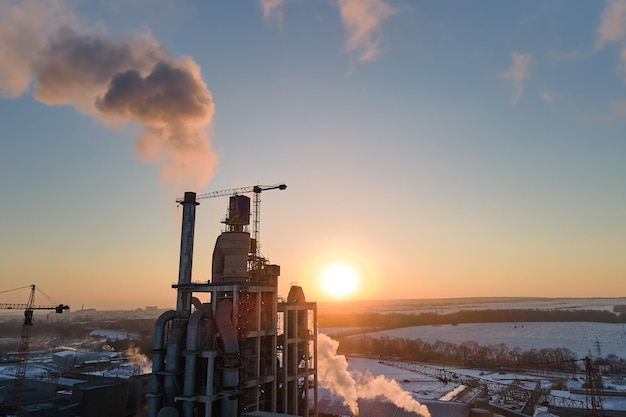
149 190 317 417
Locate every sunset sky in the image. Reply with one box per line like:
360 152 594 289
1 0 625 310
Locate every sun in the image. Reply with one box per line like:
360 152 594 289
321 263 358 299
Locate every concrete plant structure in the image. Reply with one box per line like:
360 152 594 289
149 191 317 417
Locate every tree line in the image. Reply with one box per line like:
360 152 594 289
336 334 626 375
319 308 626 329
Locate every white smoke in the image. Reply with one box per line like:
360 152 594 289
124 345 152 374
317 333 431 417
0 1 216 187
317 333 359 414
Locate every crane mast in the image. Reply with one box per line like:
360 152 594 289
0 284 69 412
12 285 36 411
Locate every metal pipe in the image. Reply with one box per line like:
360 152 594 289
204 351 215 417
183 303 213 417
215 299 239 416
164 322 185 406
215 299 239 357
149 309 177 417
177 192 199 313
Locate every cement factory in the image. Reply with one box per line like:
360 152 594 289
0 184 319 417
148 186 318 417
2 186 624 417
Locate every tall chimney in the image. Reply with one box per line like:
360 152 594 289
177 192 199 313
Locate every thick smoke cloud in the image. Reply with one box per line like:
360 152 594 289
0 1 216 186
317 333 360 413
317 333 431 417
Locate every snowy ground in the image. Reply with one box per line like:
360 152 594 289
318 298 626 415
344 357 444 400
343 356 626 412
354 322 626 359
318 297 626 315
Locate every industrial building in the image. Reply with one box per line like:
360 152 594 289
148 188 318 417
0 369 151 417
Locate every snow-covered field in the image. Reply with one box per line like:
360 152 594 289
318 298 626 414
341 356 626 412
320 297 626 359
319 297 626 315
356 322 626 359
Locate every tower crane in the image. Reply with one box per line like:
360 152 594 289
178 183 286 258
0 284 69 410
584 356 605 417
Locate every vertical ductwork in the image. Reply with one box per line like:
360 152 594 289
149 310 178 417
215 299 240 416
183 303 214 417
164 322 185 405
177 192 199 313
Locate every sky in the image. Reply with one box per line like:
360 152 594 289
1 0 625 310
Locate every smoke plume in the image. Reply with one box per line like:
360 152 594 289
124 345 152 374
317 333 360 413
0 1 216 186
317 333 431 417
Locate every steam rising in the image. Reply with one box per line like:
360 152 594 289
0 1 216 186
124 345 152 374
317 333 431 417
317 333 359 413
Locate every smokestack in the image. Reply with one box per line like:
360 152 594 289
0 2 216 186
177 192 199 313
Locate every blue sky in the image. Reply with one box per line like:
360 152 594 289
1 0 625 309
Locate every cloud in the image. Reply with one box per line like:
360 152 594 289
337 0 396 62
502 52 532 104
595 2 626 84
595 0 626 49
260 0 287 27
0 1 216 187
